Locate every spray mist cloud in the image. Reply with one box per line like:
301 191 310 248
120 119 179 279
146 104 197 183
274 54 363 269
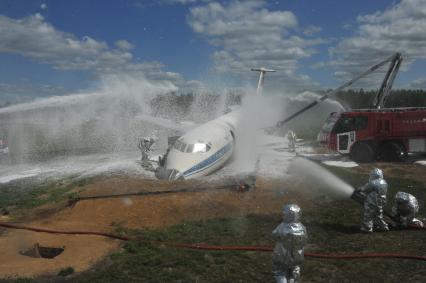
0 74 179 161
289 158 354 199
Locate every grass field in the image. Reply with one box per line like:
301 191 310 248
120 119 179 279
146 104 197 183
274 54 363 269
1 164 425 282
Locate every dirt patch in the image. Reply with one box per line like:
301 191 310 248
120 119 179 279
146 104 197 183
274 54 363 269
0 176 310 278
0 229 119 278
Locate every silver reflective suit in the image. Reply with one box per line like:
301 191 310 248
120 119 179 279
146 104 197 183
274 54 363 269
272 204 307 283
138 137 155 161
392 192 424 228
287 130 296 152
359 168 388 232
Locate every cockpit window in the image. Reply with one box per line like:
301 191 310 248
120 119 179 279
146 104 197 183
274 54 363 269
179 142 186 152
173 140 211 153
192 142 210 153
186 144 194 153
188 142 212 153
173 140 188 152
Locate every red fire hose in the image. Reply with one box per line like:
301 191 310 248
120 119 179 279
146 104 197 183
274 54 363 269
1 222 425 261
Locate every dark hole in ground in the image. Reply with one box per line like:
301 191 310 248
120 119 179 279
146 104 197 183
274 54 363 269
20 243 64 259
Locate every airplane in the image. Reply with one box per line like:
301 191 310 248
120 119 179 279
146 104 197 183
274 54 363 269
150 53 401 181
154 68 276 181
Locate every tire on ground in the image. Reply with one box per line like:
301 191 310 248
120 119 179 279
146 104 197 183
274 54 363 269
349 142 375 163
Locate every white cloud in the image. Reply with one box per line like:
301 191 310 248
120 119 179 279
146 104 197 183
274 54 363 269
187 1 325 91
40 3 47 10
115 40 134 51
0 13 193 89
326 0 426 85
0 14 115 70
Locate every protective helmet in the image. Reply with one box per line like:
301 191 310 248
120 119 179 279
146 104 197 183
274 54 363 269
369 168 383 181
395 191 410 203
282 204 302 222
395 192 419 212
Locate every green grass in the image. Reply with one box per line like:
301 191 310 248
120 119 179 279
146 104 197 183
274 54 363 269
0 176 89 213
57 267 75 277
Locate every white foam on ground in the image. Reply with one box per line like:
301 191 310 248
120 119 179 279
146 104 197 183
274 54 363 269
415 160 426 166
322 160 358 168
0 151 157 184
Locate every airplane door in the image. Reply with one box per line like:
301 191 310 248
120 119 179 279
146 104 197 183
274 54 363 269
337 131 356 154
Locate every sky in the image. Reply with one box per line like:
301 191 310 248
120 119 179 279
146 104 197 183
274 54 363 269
0 0 426 100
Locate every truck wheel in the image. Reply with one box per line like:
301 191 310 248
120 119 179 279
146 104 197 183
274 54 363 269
349 142 375 163
378 142 406 162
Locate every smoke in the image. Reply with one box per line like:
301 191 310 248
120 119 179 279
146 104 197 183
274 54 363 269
288 158 354 199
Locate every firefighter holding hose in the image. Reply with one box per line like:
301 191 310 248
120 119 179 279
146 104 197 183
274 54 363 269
355 168 389 233
272 204 307 283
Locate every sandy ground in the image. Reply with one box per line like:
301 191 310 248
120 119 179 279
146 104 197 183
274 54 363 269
0 175 310 279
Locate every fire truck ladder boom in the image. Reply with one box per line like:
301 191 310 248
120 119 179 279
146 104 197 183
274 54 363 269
371 53 402 109
276 52 403 128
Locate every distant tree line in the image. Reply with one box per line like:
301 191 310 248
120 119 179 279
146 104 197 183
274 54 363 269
329 89 426 110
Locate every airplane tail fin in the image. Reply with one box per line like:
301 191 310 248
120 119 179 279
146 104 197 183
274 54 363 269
251 68 276 96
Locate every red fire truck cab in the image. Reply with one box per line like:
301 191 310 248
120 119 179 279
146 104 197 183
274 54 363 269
318 108 426 162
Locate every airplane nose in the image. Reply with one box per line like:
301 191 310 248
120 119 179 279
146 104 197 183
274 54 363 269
155 167 184 181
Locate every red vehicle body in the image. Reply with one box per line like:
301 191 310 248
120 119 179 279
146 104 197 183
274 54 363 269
318 107 426 162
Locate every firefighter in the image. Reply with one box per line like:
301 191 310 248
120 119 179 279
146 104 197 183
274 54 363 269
287 130 296 152
138 136 155 161
392 192 424 228
357 168 389 233
272 204 307 283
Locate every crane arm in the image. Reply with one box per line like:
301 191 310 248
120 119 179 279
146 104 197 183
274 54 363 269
276 53 402 127
371 52 402 109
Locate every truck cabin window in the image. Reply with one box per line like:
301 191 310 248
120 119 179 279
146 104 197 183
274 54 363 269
332 116 368 134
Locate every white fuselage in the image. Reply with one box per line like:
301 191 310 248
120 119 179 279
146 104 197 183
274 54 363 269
163 109 240 180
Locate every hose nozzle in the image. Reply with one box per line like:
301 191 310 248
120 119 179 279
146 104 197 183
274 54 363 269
351 189 366 205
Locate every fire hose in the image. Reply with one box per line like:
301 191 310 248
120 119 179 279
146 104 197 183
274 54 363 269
69 187 425 231
67 182 252 207
0 222 425 261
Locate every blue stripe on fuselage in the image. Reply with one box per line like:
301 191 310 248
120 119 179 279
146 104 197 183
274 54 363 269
183 142 233 178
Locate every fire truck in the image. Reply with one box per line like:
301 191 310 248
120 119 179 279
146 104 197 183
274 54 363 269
317 52 426 162
276 52 426 162
318 108 426 162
